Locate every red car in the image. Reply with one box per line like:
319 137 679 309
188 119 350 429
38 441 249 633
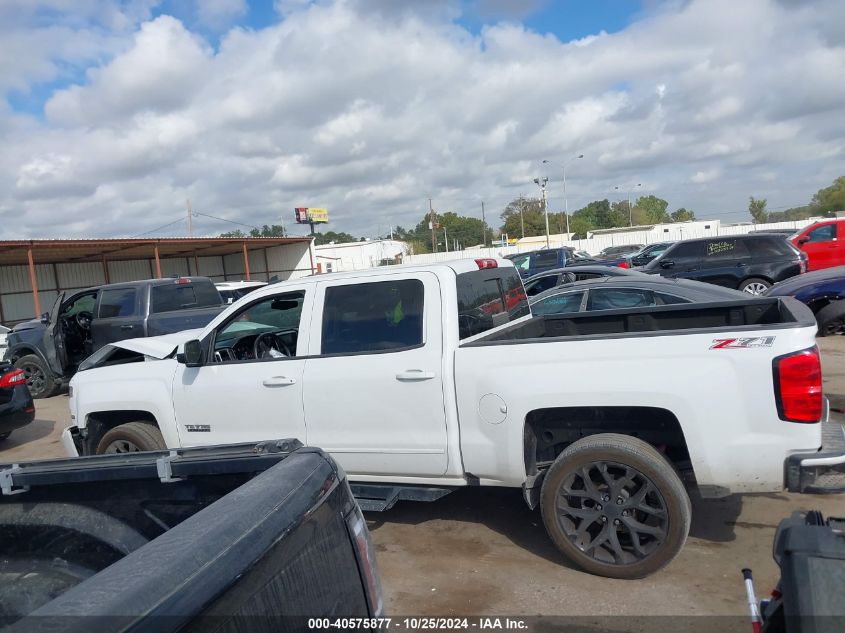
791 219 845 271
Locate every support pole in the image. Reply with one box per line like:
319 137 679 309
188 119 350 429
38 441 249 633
242 242 251 280
154 244 162 278
27 247 41 317
102 255 110 284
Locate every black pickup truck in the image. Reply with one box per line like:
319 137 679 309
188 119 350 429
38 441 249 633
0 439 383 632
4 277 225 398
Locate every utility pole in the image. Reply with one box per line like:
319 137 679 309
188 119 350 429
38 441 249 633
186 199 193 237
443 226 448 252
481 201 486 247
534 178 549 248
429 198 437 253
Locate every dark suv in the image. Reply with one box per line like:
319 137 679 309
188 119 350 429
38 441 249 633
642 234 806 294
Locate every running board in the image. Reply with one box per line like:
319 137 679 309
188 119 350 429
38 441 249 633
351 484 454 512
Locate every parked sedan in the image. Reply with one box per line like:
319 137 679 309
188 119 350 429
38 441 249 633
629 242 675 267
596 244 645 259
0 363 35 441
523 265 643 296
530 276 748 316
765 266 845 336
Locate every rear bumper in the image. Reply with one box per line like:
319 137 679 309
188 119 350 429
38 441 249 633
0 386 35 434
785 412 845 494
61 425 84 457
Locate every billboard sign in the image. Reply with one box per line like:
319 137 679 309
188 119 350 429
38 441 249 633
294 207 329 224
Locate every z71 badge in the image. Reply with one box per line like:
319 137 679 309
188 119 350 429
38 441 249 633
185 424 211 432
710 337 776 349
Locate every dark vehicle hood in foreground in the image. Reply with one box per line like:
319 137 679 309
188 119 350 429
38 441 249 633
11 319 43 333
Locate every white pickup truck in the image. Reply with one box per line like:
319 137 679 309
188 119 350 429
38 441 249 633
63 258 845 578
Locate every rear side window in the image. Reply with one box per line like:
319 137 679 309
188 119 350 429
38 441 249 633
525 275 558 296
531 251 559 268
152 281 222 313
703 238 750 261
749 236 794 258
321 279 423 354
456 268 529 339
655 292 691 305
98 288 137 318
532 291 584 316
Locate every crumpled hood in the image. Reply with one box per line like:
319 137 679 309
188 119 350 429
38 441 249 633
112 328 205 359
12 319 43 332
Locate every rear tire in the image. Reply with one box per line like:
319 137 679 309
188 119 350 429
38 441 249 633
14 355 59 399
96 422 166 454
815 301 845 337
739 277 772 295
540 433 691 579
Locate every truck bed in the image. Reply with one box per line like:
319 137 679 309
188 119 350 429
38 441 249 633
0 440 380 631
469 297 814 344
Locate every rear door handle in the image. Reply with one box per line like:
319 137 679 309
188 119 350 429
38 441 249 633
120 325 135 331
262 376 297 387
396 370 436 381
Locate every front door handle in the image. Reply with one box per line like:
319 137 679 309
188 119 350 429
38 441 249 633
262 376 297 387
120 325 135 331
396 370 436 381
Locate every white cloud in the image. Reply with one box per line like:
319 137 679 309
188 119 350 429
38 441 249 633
1 0 844 239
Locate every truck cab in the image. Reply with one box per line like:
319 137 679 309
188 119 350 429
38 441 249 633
4 277 223 398
791 219 845 271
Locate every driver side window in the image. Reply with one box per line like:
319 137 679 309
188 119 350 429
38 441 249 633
214 291 305 363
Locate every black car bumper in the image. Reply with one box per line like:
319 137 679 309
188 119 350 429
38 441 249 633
785 414 845 494
0 385 35 434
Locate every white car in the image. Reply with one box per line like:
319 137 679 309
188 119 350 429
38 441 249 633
0 325 9 355
64 258 844 579
214 281 267 304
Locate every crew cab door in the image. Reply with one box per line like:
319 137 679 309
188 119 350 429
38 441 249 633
171 287 312 448
91 286 143 351
43 293 66 375
302 272 448 477
698 238 752 288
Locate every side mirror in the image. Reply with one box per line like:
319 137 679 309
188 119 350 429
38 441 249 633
178 339 204 367
798 237 809 245
660 260 675 269
40 312 50 324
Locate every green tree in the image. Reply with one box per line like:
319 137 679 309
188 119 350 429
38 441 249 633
499 196 545 238
313 231 358 245
670 207 696 222
811 176 845 215
635 195 670 223
749 197 768 223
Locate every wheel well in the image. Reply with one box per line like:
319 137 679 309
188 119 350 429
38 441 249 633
524 406 691 476
84 411 158 455
8 347 38 363
739 275 773 286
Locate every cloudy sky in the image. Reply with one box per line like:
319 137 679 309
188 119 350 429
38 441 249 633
1 0 844 240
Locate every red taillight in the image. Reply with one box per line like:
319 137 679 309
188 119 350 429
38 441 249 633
774 347 822 423
475 258 498 269
0 369 26 388
617 261 629 269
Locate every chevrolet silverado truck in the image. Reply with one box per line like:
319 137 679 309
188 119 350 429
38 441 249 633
0 439 382 631
63 258 845 579
4 276 224 398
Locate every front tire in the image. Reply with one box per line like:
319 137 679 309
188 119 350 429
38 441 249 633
96 422 166 454
540 433 691 579
815 301 845 337
14 355 59 399
739 277 772 295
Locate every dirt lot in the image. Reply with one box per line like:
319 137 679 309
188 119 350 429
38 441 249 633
2 338 844 623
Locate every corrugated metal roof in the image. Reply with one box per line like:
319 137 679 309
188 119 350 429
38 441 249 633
0 237 312 266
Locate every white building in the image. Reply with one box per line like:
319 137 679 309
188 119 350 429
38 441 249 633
314 239 409 272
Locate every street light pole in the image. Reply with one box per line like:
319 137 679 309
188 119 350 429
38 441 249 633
543 155 583 240
615 183 642 226
534 177 550 248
